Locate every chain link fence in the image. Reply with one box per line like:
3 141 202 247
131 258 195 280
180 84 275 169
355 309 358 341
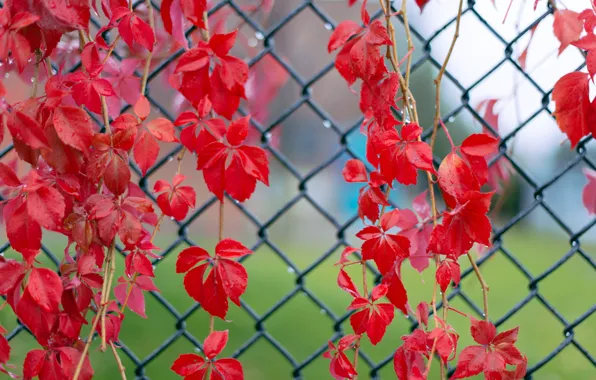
1 0 596 379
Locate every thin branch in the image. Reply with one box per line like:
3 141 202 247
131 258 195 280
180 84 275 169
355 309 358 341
466 251 490 320
110 341 128 380
430 0 464 151
140 0 156 95
100 240 117 351
72 312 102 380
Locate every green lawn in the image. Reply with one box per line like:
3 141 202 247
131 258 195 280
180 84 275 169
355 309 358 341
1 229 595 379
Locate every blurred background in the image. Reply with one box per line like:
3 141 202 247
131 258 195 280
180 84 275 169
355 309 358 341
1 0 595 379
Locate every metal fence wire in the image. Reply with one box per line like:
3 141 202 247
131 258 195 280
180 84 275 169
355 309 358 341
2 0 596 379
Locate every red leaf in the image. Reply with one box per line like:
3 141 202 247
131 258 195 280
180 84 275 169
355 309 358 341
27 186 66 230
470 317 497 345
0 334 9 364
430 191 493 257
4 199 41 263
215 239 252 258
328 20 362 52
104 152 131 195
0 163 21 187
114 281 146 318
213 358 244 380
0 260 24 295
201 268 228 319
552 72 594 148
216 259 248 306
437 152 479 201
367 303 394 345
553 10 583 54
134 96 150 120
171 353 206 377
52 106 94 153
461 133 499 157
451 345 486 379
16 288 57 345
415 301 429 328
23 349 46 378
338 268 360 298
435 260 460 292
343 159 368 182
415 0 431 12
27 267 63 312
204 330 228 359
134 130 159 175
146 118 178 142
176 246 211 273
493 326 519 346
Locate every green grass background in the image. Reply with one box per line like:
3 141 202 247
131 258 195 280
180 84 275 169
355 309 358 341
1 229 595 379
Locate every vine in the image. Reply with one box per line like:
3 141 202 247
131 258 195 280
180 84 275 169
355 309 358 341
326 0 528 379
0 0 591 379
0 0 270 378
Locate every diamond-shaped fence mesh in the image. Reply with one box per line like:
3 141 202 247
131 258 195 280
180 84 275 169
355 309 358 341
1 0 596 379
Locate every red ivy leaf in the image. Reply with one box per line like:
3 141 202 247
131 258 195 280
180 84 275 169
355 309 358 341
27 267 63 312
552 72 595 148
553 10 583 54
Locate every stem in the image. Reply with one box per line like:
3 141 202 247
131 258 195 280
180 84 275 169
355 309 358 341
466 251 490 320
430 0 464 151
100 240 117 351
353 338 361 378
120 212 166 313
72 312 102 380
140 0 155 95
31 51 41 98
425 336 438 377
110 341 128 380
219 198 224 241
102 36 121 65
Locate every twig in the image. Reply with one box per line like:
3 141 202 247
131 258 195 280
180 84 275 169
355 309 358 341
466 251 490 320
140 0 156 95
31 51 41 98
219 198 225 241
100 240 117 351
430 0 464 151
110 341 128 380
72 312 103 380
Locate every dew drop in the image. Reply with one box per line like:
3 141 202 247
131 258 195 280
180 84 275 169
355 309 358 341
404 315 409 319
264 132 272 140
324 23 333 31
0 62 4 67
320 309 327 315
31 77 36 83
28 58 33 63
255 31 264 40
565 332 570 337
170 216 175 220
4 73 9 79
448 116 455 123
247 38 258 48
287 267 295 274
322 120 332 129
168 156 174 162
